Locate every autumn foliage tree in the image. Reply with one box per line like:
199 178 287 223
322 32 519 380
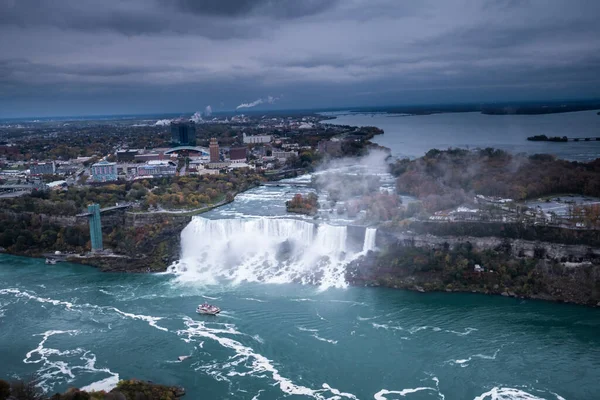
392 148 600 212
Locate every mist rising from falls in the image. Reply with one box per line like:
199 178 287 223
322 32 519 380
169 217 376 289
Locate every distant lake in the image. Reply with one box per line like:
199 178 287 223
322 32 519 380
328 110 600 161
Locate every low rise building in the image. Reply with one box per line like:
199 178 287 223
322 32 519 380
116 149 139 162
243 132 272 144
116 164 139 178
136 160 177 177
206 162 231 170
229 147 247 163
30 162 55 176
272 150 298 162
91 161 118 182
55 163 79 175
134 152 164 162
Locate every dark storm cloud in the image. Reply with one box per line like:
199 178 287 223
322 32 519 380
0 0 338 38
0 0 255 38
0 0 599 117
167 0 339 19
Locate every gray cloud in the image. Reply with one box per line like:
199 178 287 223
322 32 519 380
166 0 339 19
0 0 599 117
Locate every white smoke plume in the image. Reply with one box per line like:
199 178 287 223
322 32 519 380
154 119 171 126
236 98 264 110
190 112 203 123
190 105 212 123
236 95 280 110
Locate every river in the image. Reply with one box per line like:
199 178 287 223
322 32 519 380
2 174 600 399
327 110 600 161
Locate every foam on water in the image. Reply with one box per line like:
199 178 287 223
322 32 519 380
473 387 566 400
109 307 169 332
177 317 356 399
449 348 501 368
23 330 119 393
170 217 376 289
375 376 445 400
0 288 168 332
0 288 76 309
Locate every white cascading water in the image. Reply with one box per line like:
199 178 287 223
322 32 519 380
169 217 376 289
363 228 377 252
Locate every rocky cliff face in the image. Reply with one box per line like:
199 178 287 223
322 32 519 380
385 232 600 262
71 213 192 273
349 229 600 306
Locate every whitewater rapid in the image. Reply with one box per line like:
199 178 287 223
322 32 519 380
169 217 376 289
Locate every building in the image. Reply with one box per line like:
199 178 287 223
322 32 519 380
171 121 196 146
243 132 272 144
91 160 118 182
30 162 55 176
55 163 79 176
47 180 68 190
209 138 220 163
229 147 247 163
136 161 177 177
116 149 139 162
134 151 166 162
272 151 298 162
188 161 220 175
318 140 342 156
116 164 139 178
206 162 230 170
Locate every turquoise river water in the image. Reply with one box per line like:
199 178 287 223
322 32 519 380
2 176 600 399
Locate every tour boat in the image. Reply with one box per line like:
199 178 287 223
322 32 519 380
196 303 220 315
45 258 57 265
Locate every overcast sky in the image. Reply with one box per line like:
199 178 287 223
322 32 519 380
1 0 599 117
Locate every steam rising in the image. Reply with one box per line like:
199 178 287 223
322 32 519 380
236 95 279 110
154 119 171 126
190 105 213 123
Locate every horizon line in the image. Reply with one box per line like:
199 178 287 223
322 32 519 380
2 97 600 120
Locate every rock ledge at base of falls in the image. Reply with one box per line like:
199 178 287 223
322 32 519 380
346 234 600 307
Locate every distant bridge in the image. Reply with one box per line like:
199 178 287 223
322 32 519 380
571 137 600 142
164 146 209 155
76 204 132 217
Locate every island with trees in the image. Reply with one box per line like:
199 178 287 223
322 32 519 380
527 135 568 142
286 193 319 215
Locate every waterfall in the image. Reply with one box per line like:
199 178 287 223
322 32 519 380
170 217 376 289
363 228 377 252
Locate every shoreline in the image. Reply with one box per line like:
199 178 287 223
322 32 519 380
348 280 600 308
2 250 599 308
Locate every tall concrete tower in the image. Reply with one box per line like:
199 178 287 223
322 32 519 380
209 137 219 163
88 203 103 252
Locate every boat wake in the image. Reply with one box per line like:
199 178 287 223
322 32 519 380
169 217 376 289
